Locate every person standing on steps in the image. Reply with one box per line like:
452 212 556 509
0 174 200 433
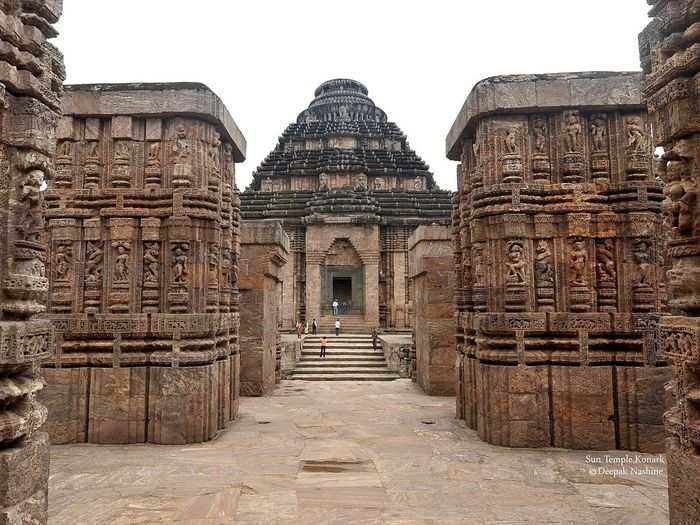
332 298 339 316
335 318 341 337
295 320 301 339
319 336 328 358
312 318 318 335
372 328 379 352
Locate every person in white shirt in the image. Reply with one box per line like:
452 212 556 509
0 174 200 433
335 318 341 336
332 299 339 315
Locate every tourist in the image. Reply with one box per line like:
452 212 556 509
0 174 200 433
295 320 301 339
312 318 318 335
332 298 339 315
304 320 309 335
335 318 341 336
372 328 379 351
319 336 328 358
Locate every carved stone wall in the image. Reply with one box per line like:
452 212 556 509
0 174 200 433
641 3 700 522
408 225 455 395
239 221 289 396
449 72 670 452
0 2 65 523
39 84 246 445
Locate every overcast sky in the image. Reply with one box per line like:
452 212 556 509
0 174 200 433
55 1 650 191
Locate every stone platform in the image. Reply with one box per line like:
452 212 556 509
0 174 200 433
48 380 668 524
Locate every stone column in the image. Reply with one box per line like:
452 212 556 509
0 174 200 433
409 226 456 395
447 72 669 452
41 84 247 445
362 253 380 327
0 3 64 523
305 251 323 322
239 221 289 396
641 4 700 522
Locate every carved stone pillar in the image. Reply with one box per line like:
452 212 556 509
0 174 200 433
641 3 700 522
239 221 289 396
41 84 247 445
448 72 669 452
0 2 65 523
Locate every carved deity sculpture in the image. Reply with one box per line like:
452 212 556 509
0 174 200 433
626 117 646 153
172 125 192 188
535 240 554 284
414 176 424 190
564 112 582 153
143 242 160 283
112 242 130 283
632 240 653 288
568 239 588 286
53 244 71 282
504 128 519 155
505 242 527 285
148 142 161 166
85 242 104 284
533 119 547 153
596 239 616 282
17 168 44 242
374 177 385 190
208 245 219 283
172 242 190 284
591 116 608 152
318 173 329 191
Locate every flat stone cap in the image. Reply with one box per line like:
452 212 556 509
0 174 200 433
408 224 451 251
63 83 246 162
240 220 290 253
446 71 643 160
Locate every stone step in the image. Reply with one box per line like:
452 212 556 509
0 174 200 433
303 343 375 349
291 373 399 381
291 367 393 374
300 356 385 362
301 351 379 357
296 361 388 368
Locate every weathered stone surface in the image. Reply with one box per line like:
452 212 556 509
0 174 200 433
408 225 455 395
239 221 289 396
241 79 452 332
450 72 669 451
641 2 700 520
0 2 65 522
40 83 245 445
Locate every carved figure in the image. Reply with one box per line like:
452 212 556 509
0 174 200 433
533 119 546 153
143 243 160 283
86 141 100 158
535 240 554 284
414 176 424 190
504 128 519 155
591 116 607 152
208 245 219 281
172 243 189 284
596 239 616 282
374 177 385 190
85 242 104 284
114 142 130 160
569 239 588 286
626 117 646 153
147 142 161 166
319 173 329 191
54 244 71 281
473 245 486 286
173 125 191 160
58 141 73 157
564 112 582 153
632 240 653 288
113 243 130 283
506 242 527 285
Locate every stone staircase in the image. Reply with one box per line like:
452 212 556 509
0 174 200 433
317 315 374 334
291 334 399 381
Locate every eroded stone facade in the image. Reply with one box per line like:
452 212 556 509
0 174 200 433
408 225 455 395
242 79 452 332
0 1 65 522
449 72 670 452
641 2 700 522
239 221 289 396
39 84 246 445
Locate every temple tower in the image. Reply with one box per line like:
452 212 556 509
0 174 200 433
242 79 452 333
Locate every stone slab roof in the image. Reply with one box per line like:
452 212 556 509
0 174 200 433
446 71 644 160
63 82 246 162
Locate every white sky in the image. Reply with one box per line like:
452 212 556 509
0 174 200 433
55 1 650 191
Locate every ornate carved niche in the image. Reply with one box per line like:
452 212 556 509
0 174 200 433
83 140 102 189
624 115 650 181
168 241 190 313
534 239 555 311
530 116 551 182
562 111 585 183
589 113 610 182
142 241 161 313
499 126 524 183
595 238 618 312
83 239 104 314
567 237 592 312
504 240 528 312
111 141 132 188
471 243 487 312
145 141 163 188
630 238 656 312
207 131 222 194
56 140 74 189
171 123 193 189
109 240 131 313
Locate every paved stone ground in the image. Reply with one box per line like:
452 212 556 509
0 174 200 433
48 380 669 524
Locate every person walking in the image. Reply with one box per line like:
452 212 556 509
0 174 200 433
312 318 318 335
335 318 341 337
304 320 309 335
332 298 339 316
372 328 379 351
319 336 328 358
295 320 301 339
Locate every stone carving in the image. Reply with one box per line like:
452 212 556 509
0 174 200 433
625 116 650 180
42 85 245 447
374 177 385 190
449 72 666 453
0 2 65 522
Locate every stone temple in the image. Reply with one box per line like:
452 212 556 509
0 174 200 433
241 79 452 333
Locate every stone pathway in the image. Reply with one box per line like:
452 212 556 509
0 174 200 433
48 380 669 524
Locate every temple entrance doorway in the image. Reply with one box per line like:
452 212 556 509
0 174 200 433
332 277 352 313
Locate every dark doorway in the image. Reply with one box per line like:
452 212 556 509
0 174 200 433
333 277 352 313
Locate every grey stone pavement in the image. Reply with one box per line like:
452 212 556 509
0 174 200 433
48 380 669 524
